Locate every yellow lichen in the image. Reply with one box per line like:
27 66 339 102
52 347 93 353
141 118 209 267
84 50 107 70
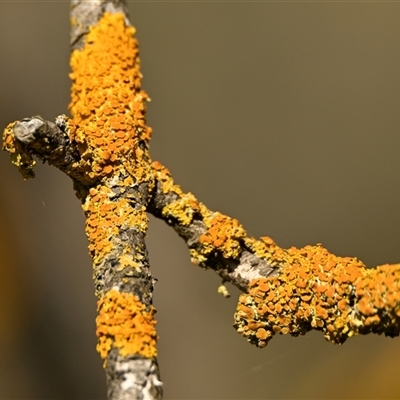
217 284 231 298
152 161 248 264
96 289 158 361
152 161 183 195
161 193 199 225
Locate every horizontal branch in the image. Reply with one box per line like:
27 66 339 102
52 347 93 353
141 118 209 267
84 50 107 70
148 161 400 345
235 249 400 347
2 115 88 183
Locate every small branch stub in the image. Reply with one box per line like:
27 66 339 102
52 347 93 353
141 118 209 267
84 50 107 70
3 121 36 179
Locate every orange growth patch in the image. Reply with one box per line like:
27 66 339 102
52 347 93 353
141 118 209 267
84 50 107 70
234 243 400 348
199 212 246 259
96 289 158 361
69 12 152 181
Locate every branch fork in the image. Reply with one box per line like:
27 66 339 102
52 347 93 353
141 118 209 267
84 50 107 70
2 1 400 399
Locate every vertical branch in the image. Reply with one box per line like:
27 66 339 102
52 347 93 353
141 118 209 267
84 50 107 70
3 1 162 399
68 2 162 399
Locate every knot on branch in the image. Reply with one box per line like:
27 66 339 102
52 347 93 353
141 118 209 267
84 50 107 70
13 116 47 145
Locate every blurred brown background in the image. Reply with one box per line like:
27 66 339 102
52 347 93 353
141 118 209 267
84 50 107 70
1 1 400 399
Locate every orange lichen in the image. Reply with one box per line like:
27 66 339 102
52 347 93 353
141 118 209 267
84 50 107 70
69 12 153 184
198 212 246 259
152 160 248 263
234 243 400 347
2 9 164 372
66 12 158 291
96 289 157 361
152 161 182 195
83 185 148 266
150 163 397 343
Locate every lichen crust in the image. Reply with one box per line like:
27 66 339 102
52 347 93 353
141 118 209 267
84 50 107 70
96 289 158 361
234 243 400 347
69 11 156 285
83 184 148 268
69 11 153 183
152 160 248 265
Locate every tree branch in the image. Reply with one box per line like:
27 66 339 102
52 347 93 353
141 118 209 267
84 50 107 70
4 115 96 185
2 1 400 399
3 2 162 399
148 161 400 345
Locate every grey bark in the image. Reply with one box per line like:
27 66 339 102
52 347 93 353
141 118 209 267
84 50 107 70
70 0 130 50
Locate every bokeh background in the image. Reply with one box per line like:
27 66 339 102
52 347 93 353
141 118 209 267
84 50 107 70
1 1 400 399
